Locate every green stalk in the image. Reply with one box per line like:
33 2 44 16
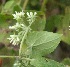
19 27 29 56
0 56 19 58
21 57 34 61
20 0 29 10
19 22 33 56
23 0 29 10
40 0 48 12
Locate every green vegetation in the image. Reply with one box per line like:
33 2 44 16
0 0 70 67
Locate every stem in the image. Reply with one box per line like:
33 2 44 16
23 0 29 10
21 57 34 61
0 56 19 58
40 0 48 12
19 22 33 56
19 28 28 56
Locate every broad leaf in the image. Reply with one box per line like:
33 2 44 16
26 31 62 56
45 7 70 45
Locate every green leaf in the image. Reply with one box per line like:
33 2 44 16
30 57 47 67
57 13 70 44
57 7 70 45
45 7 70 45
30 57 65 67
13 5 22 13
45 15 63 32
62 58 70 66
1 0 15 14
3 0 14 10
26 31 62 56
14 0 21 5
46 59 65 67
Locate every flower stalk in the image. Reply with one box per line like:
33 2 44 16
19 20 34 56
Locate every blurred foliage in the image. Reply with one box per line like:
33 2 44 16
62 58 70 66
2 58 16 67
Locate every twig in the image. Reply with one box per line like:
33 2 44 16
0 56 19 58
23 0 29 10
41 0 48 12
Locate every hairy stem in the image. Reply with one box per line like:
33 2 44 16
19 22 33 56
19 28 29 56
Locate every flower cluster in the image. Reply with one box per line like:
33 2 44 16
12 10 25 21
7 10 37 46
27 12 37 24
9 23 27 31
7 34 20 45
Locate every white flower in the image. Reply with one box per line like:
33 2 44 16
9 23 20 31
26 12 37 23
69 26 70 30
9 23 27 31
7 34 20 46
12 10 25 20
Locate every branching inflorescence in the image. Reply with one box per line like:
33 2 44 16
7 10 37 67
7 10 37 46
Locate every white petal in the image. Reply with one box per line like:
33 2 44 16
27 12 30 17
34 12 37 16
30 12 33 16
